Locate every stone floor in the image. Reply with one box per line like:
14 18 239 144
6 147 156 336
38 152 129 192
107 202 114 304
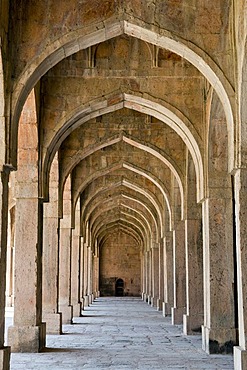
6 297 233 369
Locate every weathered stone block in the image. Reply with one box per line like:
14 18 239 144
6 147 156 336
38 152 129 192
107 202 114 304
8 324 46 352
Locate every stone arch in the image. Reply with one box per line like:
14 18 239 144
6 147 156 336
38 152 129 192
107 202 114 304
94 215 147 251
84 192 158 243
59 130 182 227
43 94 200 202
42 93 196 211
59 132 183 211
97 223 143 249
10 18 235 172
80 181 162 237
72 161 173 231
90 201 153 245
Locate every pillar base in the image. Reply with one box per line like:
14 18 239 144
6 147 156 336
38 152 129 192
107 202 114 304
83 295 89 308
143 293 148 302
80 297 85 311
163 302 171 317
8 323 46 352
151 296 157 307
60 304 73 324
0 347 11 370
42 312 62 334
183 314 203 335
147 295 152 305
171 307 185 325
72 303 82 318
93 291 99 299
202 325 237 354
234 347 247 370
156 299 163 311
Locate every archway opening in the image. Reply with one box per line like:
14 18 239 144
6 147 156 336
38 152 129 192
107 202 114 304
115 278 124 297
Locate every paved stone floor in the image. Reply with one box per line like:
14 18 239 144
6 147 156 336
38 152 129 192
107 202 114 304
7 297 233 369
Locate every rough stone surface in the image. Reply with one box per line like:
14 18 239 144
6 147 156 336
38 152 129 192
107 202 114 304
1 3 247 370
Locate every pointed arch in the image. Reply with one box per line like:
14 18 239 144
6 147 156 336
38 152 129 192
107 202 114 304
10 18 235 172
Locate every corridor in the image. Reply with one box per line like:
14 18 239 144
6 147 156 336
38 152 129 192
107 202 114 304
9 298 233 370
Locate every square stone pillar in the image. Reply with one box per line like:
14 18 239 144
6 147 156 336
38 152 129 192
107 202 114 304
93 241 100 298
183 219 203 335
42 205 62 334
201 197 237 354
92 251 99 298
147 250 152 304
59 218 73 324
8 198 46 352
141 252 146 301
163 232 173 317
0 168 11 369
171 221 186 325
83 242 89 307
143 251 148 302
79 237 84 310
87 246 93 304
157 239 164 311
151 243 159 308
71 226 82 317
233 169 247 369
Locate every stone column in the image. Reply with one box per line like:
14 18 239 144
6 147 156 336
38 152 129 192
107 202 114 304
183 150 203 334
147 250 152 304
92 245 99 298
141 251 145 300
8 90 46 352
163 232 173 316
143 251 148 302
0 167 11 368
151 243 159 307
183 218 203 334
8 197 46 352
6 206 15 307
79 236 84 309
171 221 186 325
59 217 73 324
71 218 82 317
42 203 62 334
83 241 89 307
42 155 62 334
87 246 93 304
201 195 237 354
233 169 247 368
157 239 164 311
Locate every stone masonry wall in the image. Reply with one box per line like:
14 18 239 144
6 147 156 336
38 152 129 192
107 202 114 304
99 230 141 296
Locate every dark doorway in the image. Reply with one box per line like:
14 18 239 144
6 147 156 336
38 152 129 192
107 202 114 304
115 278 124 296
